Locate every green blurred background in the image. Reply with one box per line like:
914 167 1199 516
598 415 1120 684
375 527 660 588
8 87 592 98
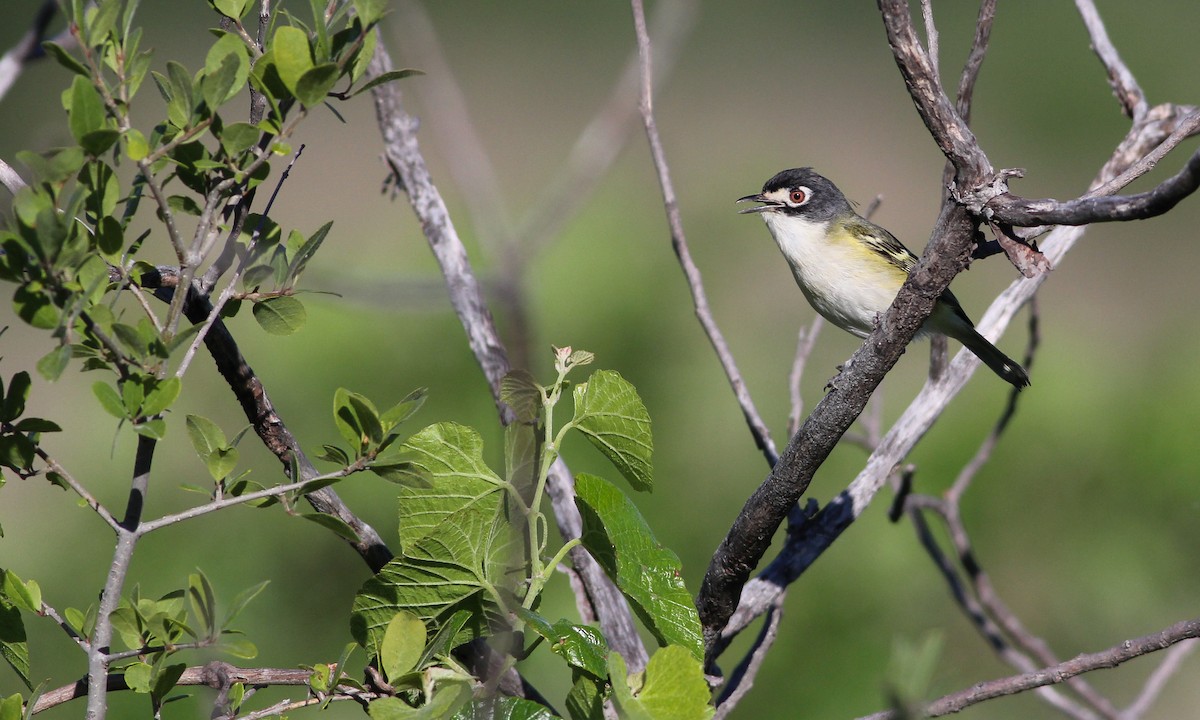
1 1 1199 717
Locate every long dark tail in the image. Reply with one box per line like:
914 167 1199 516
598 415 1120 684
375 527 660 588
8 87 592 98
957 326 1030 389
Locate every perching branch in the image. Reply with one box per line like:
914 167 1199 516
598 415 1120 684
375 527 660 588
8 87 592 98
702 0 1200 671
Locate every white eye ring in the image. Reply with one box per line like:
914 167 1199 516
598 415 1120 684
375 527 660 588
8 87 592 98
788 186 812 205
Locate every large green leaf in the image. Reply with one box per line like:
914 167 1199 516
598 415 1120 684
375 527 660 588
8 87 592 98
352 494 519 657
572 370 652 492
452 695 558 720
574 474 701 659
609 646 713 720
392 423 506 552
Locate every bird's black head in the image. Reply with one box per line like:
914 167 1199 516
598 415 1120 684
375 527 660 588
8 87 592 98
737 167 852 221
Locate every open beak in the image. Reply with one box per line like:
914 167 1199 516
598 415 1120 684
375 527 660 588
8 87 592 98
736 193 778 214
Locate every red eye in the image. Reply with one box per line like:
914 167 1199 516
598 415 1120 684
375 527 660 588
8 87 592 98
789 189 807 204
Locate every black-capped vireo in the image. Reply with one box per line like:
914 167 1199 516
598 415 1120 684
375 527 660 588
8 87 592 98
738 167 1029 389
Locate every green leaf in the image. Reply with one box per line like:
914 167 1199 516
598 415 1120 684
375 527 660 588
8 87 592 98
317 444 351 466
0 693 22 720
203 33 250 108
368 682 472 720
499 370 540 424
13 418 60 434
516 608 608 679
1 573 40 615
352 0 388 26
67 76 105 145
186 415 227 457
351 495 519 656
272 26 313 96
211 0 252 20
219 122 260 156
42 41 89 76
572 370 653 492
151 662 186 702
132 418 166 439
391 423 506 551
166 60 194 127
222 580 269 630
380 388 427 435
93 381 126 419
217 635 258 659
124 128 150 161
351 68 423 98
12 287 57 330
81 129 121 157
284 221 331 284
0 590 31 690
566 672 606 720
251 296 306 335
36 346 71 382
124 661 153 693
574 474 702 659
206 447 239 482
294 63 339 107
0 436 35 474
140 377 181 417
1 373 30 423
379 611 426 682
452 696 558 720
333 388 382 452
188 571 217 639
609 646 713 720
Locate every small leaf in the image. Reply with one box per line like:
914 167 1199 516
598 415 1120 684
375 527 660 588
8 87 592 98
92 381 127 419
203 33 250 108
205 447 239 482
284 221 331 284
217 635 258 659
222 580 269 629
251 296 306 335
67 76 105 145
140 377 181 417
42 41 89 76
186 415 227 458
1 373 31 423
379 388 427 433
351 68 423 98
352 0 388 26
132 419 166 439
1 574 40 615
220 122 260 156
188 571 217 638
124 661 153 693
124 128 150 161
294 63 339 107
211 0 252 20
13 418 60 434
379 611 426 682
317 444 351 466
516 608 608 679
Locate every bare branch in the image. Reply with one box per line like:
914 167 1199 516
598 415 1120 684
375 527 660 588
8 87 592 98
0 156 27 195
786 317 823 438
713 596 785 719
857 618 1200 719
0 0 66 103
1074 0 1147 119
1123 639 1198 718
629 0 778 468
953 0 996 124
